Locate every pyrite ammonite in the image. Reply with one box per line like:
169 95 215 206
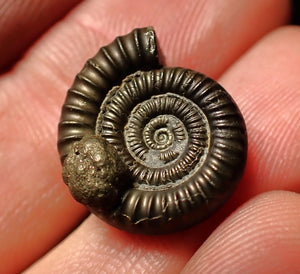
58 27 247 234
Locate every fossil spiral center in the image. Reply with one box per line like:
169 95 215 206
96 77 210 186
151 127 173 149
128 114 189 168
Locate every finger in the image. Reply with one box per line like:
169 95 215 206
219 25 300 205
14 0 290 80
25 190 300 274
182 191 300 273
23 25 300 274
25 215 196 273
0 0 291 272
192 25 300 248
0 0 82 71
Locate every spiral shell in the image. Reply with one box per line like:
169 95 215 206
58 27 247 234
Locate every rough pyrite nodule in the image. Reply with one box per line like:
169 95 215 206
58 27 247 234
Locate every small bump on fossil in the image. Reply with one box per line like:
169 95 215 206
62 135 128 210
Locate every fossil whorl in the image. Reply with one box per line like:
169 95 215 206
58 27 247 234
58 27 161 161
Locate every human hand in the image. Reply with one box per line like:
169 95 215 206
1 1 299 273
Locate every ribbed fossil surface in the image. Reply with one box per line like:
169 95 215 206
58 27 247 234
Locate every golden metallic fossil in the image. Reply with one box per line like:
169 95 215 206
58 27 247 234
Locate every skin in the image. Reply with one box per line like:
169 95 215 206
0 0 299 273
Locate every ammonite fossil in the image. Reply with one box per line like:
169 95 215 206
58 27 247 234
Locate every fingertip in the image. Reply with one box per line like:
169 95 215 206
182 191 300 273
219 25 300 196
